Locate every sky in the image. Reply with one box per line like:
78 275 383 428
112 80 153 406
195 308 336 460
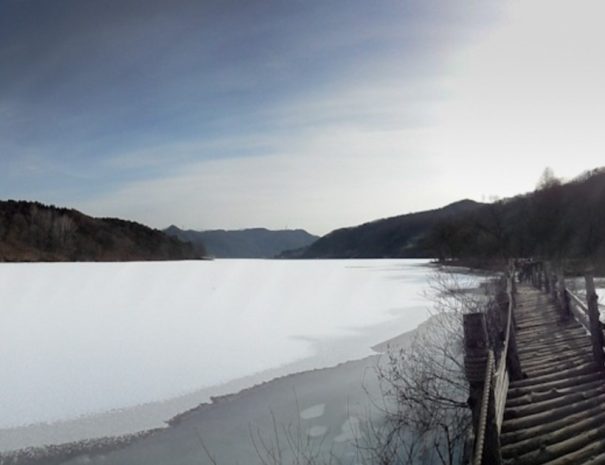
1 0 604 235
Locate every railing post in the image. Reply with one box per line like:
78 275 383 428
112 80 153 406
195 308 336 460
557 268 571 320
549 265 558 302
585 273 605 369
506 268 522 381
543 262 551 294
507 328 522 380
508 261 517 309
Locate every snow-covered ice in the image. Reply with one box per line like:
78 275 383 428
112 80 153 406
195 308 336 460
0 259 469 432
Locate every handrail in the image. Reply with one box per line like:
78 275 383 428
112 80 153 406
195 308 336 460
472 268 515 465
494 273 514 433
497 276 514 373
566 289 591 332
473 349 494 465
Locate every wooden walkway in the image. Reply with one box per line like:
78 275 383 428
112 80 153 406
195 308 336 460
500 284 605 465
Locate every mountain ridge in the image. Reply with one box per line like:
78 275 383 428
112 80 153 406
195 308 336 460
282 199 485 258
164 226 318 258
289 167 605 261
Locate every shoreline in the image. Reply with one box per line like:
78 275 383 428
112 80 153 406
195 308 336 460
0 259 433 432
0 323 422 465
0 260 483 464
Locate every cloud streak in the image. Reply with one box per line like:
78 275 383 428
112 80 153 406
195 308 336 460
1 0 509 232
79 125 439 235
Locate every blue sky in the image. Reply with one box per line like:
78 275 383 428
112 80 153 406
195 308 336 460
2 0 604 234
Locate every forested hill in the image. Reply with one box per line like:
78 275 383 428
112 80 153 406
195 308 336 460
165 226 318 258
290 167 605 261
427 167 605 262
0 201 197 261
283 199 484 258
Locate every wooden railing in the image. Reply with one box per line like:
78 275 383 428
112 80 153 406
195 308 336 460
465 260 605 465
466 264 520 465
567 289 591 331
566 287 605 367
492 276 513 435
526 260 605 368
472 350 494 465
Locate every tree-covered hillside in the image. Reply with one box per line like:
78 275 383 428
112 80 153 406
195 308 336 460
284 200 484 258
428 168 605 262
289 167 605 262
0 201 197 261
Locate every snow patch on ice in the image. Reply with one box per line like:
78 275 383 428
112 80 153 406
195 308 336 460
300 404 326 420
307 425 328 438
334 417 361 443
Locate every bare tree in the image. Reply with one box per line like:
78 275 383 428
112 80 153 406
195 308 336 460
197 270 495 465
248 411 339 465
357 270 496 465
536 167 561 191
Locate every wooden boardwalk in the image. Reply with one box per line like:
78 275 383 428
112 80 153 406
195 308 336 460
500 284 605 465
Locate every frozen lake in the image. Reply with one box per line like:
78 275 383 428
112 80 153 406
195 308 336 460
0 259 477 438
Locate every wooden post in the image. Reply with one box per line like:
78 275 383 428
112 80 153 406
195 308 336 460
543 262 551 294
536 264 543 290
506 310 523 381
508 262 517 309
549 266 558 302
505 268 522 380
585 273 605 369
558 268 571 320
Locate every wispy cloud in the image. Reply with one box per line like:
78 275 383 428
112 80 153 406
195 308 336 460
1 0 504 231
79 125 441 234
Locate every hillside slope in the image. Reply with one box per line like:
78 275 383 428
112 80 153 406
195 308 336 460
165 226 318 258
0 201 197 261
287 167 605 261
287 200 484 258
427 167 605 261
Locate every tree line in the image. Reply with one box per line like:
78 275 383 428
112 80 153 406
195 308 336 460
426 168 605 265
0 200 198 261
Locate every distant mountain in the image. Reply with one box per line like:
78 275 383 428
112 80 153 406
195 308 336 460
282 200 485 258
165 226 318 258
0 200 197 261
